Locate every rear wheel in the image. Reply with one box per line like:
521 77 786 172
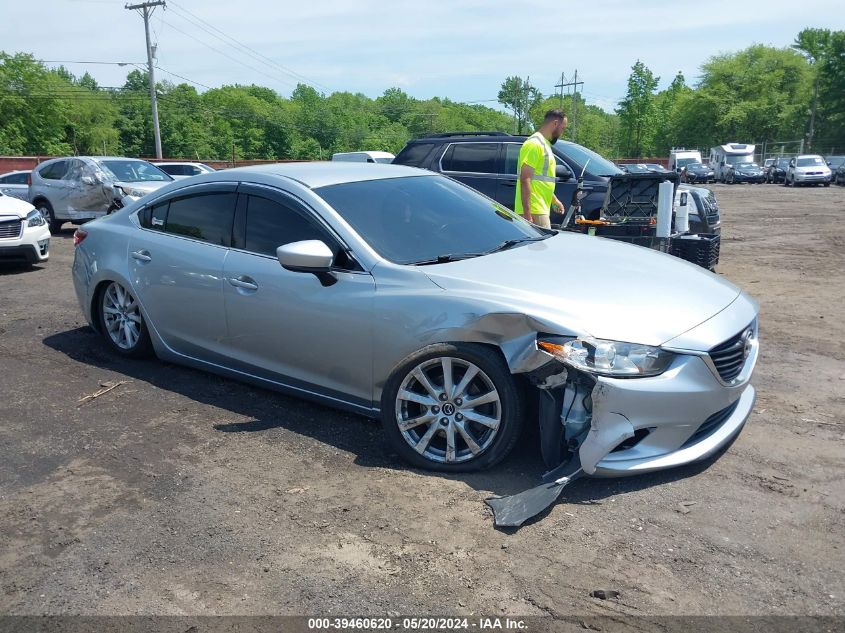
380 343 524 472
97 281 152 358
36 200 63 233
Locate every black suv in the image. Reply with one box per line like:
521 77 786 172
393 131 623 216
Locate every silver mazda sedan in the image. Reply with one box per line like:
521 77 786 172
72 163 758 476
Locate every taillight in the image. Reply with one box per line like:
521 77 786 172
27 173 32 186
73 229 88 247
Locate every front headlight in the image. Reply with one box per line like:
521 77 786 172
26 209 46 227
538 336 676 377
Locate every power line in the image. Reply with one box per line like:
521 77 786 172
159 17 299 90
167 0 328 92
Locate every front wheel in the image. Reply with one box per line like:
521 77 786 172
97 281 153 358
380 343 524 472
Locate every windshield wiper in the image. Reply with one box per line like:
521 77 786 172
485 235 549 255
408 253 484 266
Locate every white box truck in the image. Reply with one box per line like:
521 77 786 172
710 143 755 182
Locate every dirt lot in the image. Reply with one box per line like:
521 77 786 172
0 183 843 618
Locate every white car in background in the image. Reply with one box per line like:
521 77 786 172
153 162 216 179
0 170 31 201
0 191 50 266
785 155 832 187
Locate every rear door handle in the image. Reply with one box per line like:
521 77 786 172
131 250 152 263
228 276 258 291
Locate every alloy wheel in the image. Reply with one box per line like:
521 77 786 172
394 356 501 464
102 282 142 350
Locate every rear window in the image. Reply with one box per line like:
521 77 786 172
164 192 236 246
394 143 435 167
38 161 68 180
440 143 498 173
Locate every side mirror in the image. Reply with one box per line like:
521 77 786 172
277 240 333 273
555 164 572 180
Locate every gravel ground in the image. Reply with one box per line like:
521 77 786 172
0 182 843 618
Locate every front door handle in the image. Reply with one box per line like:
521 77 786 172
501 181 517 188
228 276 258 291
131 250 152 263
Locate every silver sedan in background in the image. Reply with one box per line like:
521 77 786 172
71 164 758 477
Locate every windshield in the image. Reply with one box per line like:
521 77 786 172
797 156 825 167
725 155 752 165
827 156 845 169
776 158 790 168
99 160 172 182
554 141 622 177
688 163 706 170
736 162 758 169
676 157 698 168
315 175 545 265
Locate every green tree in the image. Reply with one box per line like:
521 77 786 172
794 28 845 151
498 76 542 134
616 60 659 157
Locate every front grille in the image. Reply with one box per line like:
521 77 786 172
708 326 752 382
0 219 23 239
682 400 740 448
704 195 720 225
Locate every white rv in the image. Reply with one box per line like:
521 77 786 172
710 143 755 182
668 148 702 173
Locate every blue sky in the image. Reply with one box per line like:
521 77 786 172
4 0 844 113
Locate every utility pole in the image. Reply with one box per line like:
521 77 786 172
555 70 583 141
126 1 165 159
554 72 566 109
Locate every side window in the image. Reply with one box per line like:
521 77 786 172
39 160 68 180
396 142 435 167
165 192 236 245
244 195 332 257
188 166 202 176
441 143 498 174
10 173 29 184
64 159 86 182
503 144 522 175
138 200 169 231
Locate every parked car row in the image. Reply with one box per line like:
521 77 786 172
0 160 215 234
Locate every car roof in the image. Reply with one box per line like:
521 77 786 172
213 162 430 189
0 169 30 175
153 161 209 166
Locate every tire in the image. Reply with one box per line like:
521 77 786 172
380 343 524 472
97 281 153 358
824 182 830 187
36 200 63 233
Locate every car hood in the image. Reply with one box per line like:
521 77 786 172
422 233 742 348
0 194 36 219
114 180 171 195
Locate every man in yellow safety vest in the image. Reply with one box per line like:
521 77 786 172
515 109 568 228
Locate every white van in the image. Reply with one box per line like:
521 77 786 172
331 151 395 164
668 149 702 173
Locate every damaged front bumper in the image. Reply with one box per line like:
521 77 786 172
585 354 755 476
529 322 759 477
